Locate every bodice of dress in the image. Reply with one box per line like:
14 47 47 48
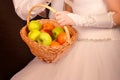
65 0 107 15
65 0 120 40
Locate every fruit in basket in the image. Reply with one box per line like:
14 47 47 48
57 32 67 44
50 41 60 47
37 32 52 46
28 20 42 31
41 29 52 36
52 27 64 39
42 23 54 31
28 30 41 41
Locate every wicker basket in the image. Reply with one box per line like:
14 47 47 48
20 4 77 63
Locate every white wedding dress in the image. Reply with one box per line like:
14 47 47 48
11 0 120 80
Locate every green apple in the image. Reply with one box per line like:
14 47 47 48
28 20 42 31
52 27 64 39
37 32 52 46
28 30 41 41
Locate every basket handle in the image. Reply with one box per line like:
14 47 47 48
27 4 71 44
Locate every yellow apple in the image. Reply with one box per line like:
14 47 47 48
28 20 42 31
37 32 52 46
28 30 41 41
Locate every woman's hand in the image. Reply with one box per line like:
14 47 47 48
55 11 75 26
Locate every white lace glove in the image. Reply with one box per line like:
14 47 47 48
55 11 75 26
55 11 115 28
67 12 116 29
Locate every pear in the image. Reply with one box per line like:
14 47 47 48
37 32 52 46
28 20 42 31
52 27 64 39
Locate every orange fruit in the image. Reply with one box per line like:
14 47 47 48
42 23 54 31
57 32 67 45
50 41 60 47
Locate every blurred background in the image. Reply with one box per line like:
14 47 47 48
0 0 35 80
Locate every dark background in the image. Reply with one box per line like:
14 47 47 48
0 0 35 80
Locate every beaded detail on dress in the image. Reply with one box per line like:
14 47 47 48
76 27 120 41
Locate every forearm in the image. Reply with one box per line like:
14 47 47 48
67 12 116 29
104 0 120 27
13 0 49 20
113 12 120 27
64 2 73 12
